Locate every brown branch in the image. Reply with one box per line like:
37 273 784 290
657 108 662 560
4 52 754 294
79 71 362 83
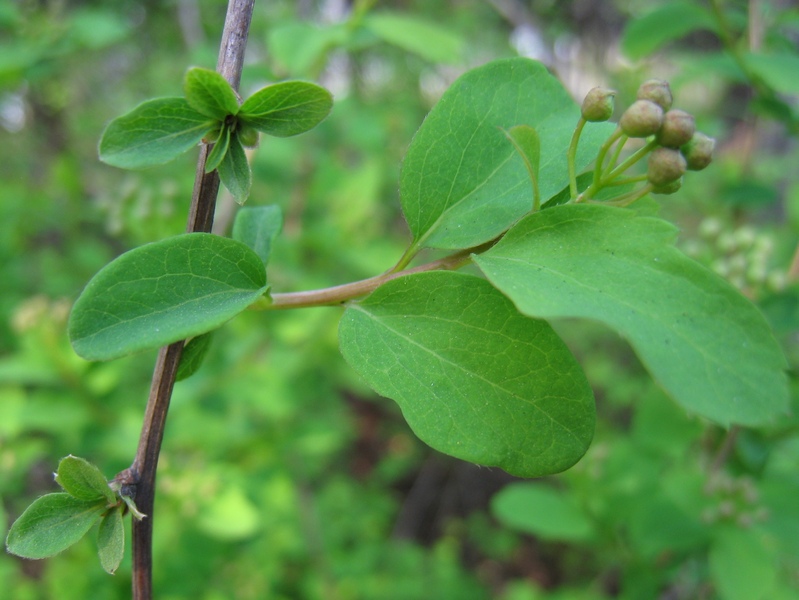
125 2 255 599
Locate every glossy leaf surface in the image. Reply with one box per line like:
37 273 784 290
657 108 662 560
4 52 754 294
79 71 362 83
217 133 251 204
475 204 788 426
184 66 240 120
69 233 267 361
339 271 595 477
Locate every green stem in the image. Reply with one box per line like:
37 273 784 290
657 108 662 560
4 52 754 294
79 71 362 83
591 127 623 190
567 118 587 200
603 138 658 183
604 133 629 178
595 183 654 207
258 246 485 310
604 174 648 186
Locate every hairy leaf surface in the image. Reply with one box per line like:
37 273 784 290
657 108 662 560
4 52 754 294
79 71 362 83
184 66 240 120
55 455 115 503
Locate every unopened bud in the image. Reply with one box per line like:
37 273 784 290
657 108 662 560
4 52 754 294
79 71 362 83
620 100 664 137
647 147 687 186
237 124 260 148
656 109 695 148
652 177 683 195
581 87 616 122
681 132 715 170
637 79 673 110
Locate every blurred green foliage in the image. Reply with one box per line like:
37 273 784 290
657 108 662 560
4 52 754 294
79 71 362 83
1 0 797 599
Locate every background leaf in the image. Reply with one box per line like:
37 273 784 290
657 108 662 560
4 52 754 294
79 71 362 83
96 508 125 575
709 527 778 600
68 233 267 361
620 1 718 60
184 66 240 120
239 81 332 137
338 271 595 478
217 133 251 204
5 493 105 559
491 483 595 541
98 97 216 169
363 12 464 64
475 204 789 427
55 455 115 503
400 57 613 251
232 205 283 266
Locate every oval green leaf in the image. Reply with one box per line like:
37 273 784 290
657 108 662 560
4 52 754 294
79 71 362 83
491 483 595 541
97 508 125 575
232 205 283 266
620 2 718 60
400 57 614 251
217 133 251 205
475 204 789 427
98 97 217 169
55 455 115 504
68 233 268 361
184 66 240 120
5 493 105 559
338 271 595 478
363 12 465 64
239 81 332 137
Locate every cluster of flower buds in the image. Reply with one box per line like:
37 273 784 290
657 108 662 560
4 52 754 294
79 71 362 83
580 80 715 196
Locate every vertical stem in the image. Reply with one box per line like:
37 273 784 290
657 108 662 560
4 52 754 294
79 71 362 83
128 2 254 599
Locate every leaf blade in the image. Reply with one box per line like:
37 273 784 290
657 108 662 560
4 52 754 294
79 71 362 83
55 455 115 504
338 271 595 477
231 205 283 266
475 204 789 426
239 81 332 137
217 133 251 204
68 233 267 361
96 508 125 575
400 57 613 250
184 66 240 120
98 97 216 169
6 493 105 559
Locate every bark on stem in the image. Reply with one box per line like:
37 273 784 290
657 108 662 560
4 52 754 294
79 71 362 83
127 2 254 598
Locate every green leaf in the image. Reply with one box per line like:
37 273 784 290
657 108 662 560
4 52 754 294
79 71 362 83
400 58 613 251
96 508 125 575
474 204 789 427
267 20 348 76
231 205 283 266
503 125 541 209
98 97 217 169
68 233 268 361
338 271 595 478
363 12 465 64
55 455 115 504
176 332 214 382
621 2 718 60
217 133 251 205
491 483 594 541
709 527 778 600
239 81 332 137
184 66 240 120
205 124 230 173
744 52 799 95
5 493 105 559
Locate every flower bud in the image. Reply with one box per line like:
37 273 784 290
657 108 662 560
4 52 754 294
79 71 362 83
681 131 715 171
651 177 682 195
581 87 616 122
636 79 673 110
237 124 260 148
620 100 664 137
647 147 687 186
656 109 695 148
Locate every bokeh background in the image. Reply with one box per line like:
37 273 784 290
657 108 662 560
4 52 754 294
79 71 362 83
1 1 797 598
